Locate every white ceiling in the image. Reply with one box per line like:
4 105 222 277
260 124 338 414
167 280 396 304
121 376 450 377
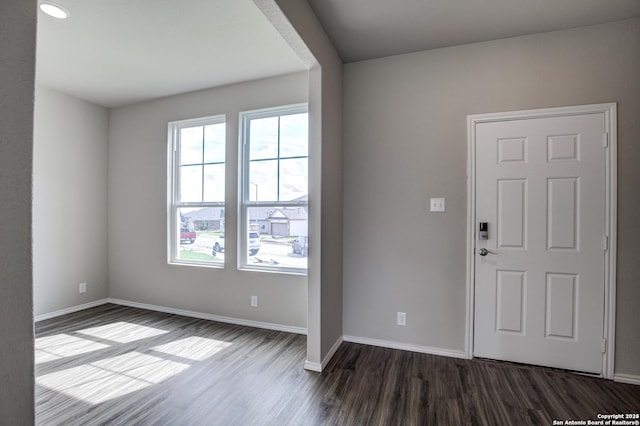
37 0 640 108
307 0 640 63
36 0 306 108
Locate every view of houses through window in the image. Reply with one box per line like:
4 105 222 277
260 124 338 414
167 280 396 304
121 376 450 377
169 116 225 266
241 105 309 272
177 207 225 263
171 104 308 273
177 202 308 269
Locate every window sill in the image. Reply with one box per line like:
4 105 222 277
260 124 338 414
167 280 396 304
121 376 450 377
239 265 307 277
168 260 224 269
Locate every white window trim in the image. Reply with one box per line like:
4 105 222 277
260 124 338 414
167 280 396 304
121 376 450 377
167 114 226 267
239 104 308 275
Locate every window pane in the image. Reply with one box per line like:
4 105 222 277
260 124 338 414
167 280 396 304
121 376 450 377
280 113 308 158
180 165 202 202
279 158 308 202
180 126 203 165
203 123 225 163
249 117 278 160
203 164 224 202
249 160 278 202
177 207 225 264
170 115 225 267
246 206 307 270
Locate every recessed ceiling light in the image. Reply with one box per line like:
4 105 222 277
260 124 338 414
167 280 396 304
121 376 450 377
39 1 70 19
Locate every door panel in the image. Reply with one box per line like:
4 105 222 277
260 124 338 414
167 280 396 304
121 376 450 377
547 178 578 250
497 179 527 248
545 273 577 339
496 270 525 334
474 113 605 374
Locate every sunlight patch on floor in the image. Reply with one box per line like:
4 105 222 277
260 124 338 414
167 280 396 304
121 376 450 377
151 336 232 361
36 351 189 404
35 334 110 364
76 322 169 343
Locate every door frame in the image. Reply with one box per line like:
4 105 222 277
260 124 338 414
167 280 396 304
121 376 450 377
464 103 617 379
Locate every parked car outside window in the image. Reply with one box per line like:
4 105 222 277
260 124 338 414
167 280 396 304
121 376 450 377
180 227 196 244
212 233 261 256
249 233 261 256
292 236 308 257
213 234 225 254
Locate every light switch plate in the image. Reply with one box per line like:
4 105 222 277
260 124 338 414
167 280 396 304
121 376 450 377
430 197 445 212
397 312 406 326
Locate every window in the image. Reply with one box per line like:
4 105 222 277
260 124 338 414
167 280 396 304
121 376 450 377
240 105 308 273
168 115 225 266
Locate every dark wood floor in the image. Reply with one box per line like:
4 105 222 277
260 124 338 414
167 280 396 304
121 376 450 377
35 304 639 425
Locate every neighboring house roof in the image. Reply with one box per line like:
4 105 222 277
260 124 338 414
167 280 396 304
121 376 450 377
184 196 308 222
269 207 308 220
185 204 308 222
246 198 308 221
183 207 225 221
249 207 278 221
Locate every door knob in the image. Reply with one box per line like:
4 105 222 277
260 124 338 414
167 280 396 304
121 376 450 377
479 248 497 256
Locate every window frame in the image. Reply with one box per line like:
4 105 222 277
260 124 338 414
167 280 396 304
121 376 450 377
167 114 226 267
239 104 309 275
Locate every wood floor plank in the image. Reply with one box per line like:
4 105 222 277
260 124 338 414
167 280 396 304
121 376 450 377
35 304 640 425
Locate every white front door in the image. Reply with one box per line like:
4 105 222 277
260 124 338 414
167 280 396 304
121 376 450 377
473 110 608 374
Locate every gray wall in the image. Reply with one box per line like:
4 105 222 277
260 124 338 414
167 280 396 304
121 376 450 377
0 0 36 421
33 86 109 316
266 0 344 366
343 19 640 375
108 73 309 329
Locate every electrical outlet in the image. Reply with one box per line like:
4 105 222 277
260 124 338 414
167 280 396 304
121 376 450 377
251 295 258 307
430 197 445 212
397 311 406 326
79 282 87 294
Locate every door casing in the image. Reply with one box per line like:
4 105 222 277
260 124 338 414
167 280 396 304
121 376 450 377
465 103 617 379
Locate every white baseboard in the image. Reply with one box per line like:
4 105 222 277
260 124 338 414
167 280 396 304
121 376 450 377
614 373 640 385
34 297 306 335
343 335 468 359
35 299 110 322
322 336 343 369
303 361 322 372
108 298 307 335
304 335 343 373
35 302 634 384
